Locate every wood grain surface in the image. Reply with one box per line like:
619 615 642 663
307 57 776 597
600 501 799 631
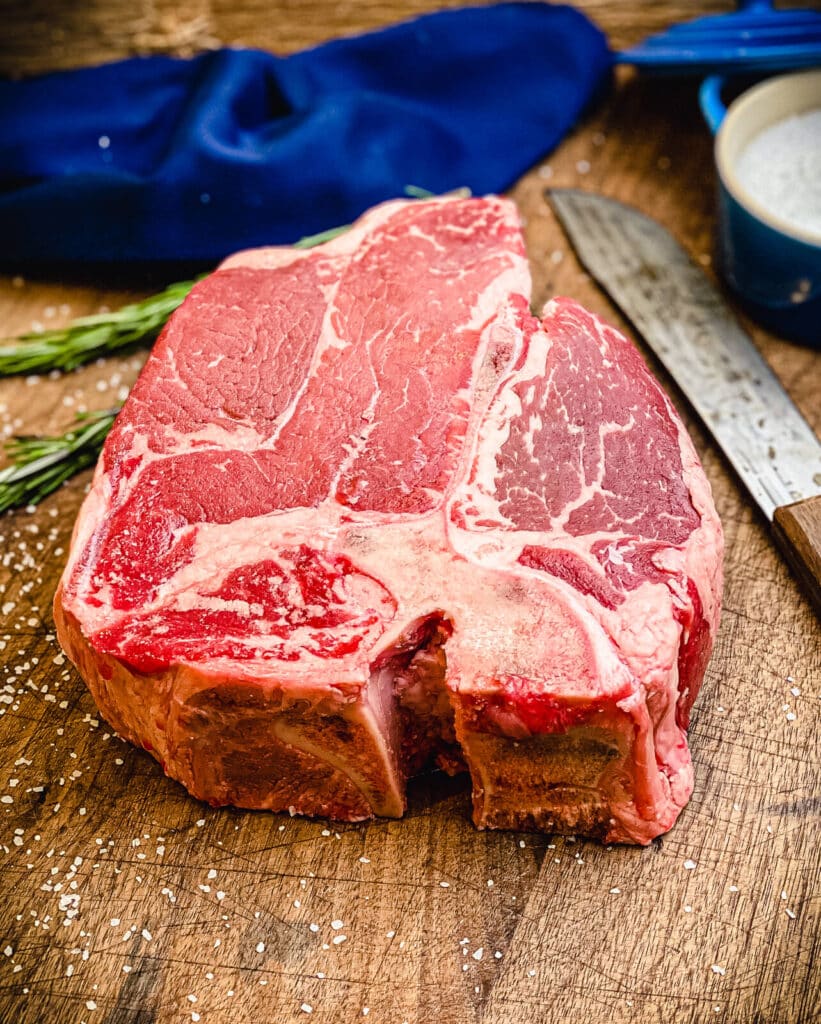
1 4 820 1024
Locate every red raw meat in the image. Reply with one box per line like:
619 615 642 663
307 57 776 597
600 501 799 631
54 196 723 843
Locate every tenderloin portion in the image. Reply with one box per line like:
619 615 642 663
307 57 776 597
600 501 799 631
55 196 722 844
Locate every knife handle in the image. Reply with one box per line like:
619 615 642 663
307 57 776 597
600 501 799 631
772 495 821 617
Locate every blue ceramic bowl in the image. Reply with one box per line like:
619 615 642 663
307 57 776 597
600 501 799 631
700 71 821 347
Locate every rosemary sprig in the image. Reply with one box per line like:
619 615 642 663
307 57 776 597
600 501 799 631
0 279 200 377
0 409 120 513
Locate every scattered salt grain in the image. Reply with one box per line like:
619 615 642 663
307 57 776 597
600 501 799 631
332 935 347 945
472 947 484 961
711 965 726 976
256 942 265 953
576 160 591 175
301 1004 313 1014
684 859 697 870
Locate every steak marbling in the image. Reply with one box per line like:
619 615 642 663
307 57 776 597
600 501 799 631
54 196 723 844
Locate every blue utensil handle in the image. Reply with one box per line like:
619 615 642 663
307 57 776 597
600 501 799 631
700 76 727 134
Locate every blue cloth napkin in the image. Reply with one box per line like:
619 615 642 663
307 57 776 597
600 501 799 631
0 3 610 264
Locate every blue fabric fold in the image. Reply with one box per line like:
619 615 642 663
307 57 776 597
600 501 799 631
0 3 610 263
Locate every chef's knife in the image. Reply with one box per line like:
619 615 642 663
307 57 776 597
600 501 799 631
549 188 821 616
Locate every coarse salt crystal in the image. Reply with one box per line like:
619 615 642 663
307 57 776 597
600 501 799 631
256 942 265 953
472 947 484 961
711 965 726 975
736 110 821 238
301 1004 313 1014
684 859 697 870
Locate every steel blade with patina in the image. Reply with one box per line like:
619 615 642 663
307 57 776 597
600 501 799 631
549 188 821 522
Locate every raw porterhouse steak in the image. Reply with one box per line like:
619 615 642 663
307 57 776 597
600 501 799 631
54 196 723 844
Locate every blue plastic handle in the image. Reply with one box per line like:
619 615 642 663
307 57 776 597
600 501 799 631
700 76 727 134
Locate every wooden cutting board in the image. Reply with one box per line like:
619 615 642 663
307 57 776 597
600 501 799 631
1 6 819 1022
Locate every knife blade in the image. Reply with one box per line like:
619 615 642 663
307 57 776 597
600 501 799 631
549 188 821 615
